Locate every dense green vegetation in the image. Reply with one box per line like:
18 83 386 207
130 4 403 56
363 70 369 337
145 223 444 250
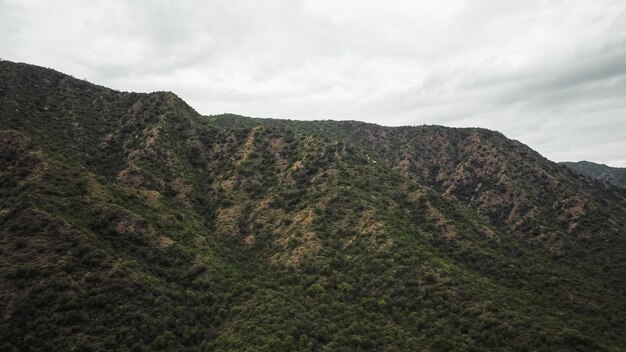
561 161 626 188
1 60 626 351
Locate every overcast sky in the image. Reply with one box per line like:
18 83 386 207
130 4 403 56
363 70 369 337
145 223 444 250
2 0 625 166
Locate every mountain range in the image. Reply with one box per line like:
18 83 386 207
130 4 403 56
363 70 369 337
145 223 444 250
1 60 625 351
561 161 626 189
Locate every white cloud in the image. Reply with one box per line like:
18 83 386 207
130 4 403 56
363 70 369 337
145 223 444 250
1 0 625 166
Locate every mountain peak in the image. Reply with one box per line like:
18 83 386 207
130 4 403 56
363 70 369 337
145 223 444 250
1 61 625 351
561 160 626 188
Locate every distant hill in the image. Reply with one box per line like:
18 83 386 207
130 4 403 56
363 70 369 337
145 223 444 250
561 161 626 188
1 60 626 351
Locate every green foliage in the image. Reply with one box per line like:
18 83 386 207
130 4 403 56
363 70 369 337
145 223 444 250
561 160 626 188
1 60 625 351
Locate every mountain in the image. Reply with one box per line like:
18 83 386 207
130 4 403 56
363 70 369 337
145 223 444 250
561 161 626 188
1 60 625 351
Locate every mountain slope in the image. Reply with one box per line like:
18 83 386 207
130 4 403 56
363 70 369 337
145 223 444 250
1 60 625 351
561 161 626 188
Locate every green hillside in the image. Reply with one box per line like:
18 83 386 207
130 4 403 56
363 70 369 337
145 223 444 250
561 161 626 188
1 60 626 351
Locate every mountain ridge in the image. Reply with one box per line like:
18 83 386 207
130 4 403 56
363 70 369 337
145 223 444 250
560 160 626 188
1 60 625 351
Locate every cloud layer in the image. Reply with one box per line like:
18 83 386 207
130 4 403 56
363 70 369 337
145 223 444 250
2 0 625 165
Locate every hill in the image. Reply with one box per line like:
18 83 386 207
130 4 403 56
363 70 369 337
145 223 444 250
1 60 626 351
561 161 626 188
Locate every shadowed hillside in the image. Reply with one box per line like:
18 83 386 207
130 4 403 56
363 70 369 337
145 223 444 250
561 161 626 188
1 60 625 351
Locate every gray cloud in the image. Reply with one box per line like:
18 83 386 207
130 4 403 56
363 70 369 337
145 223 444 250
1 0 625 166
